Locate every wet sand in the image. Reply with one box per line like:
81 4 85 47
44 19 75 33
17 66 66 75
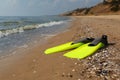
0 15 120 80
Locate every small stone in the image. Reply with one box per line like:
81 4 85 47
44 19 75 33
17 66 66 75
78 79 81 80
69 75 73 78
62 73 65 77
88 57 92 60
33 59 36 62
113 74 118 77
68 73 73 78
33 70 37 74
102 70 109 76
112 50 115 53
72 69 75 72
103 62 108 67
74 62 78 65
105 50 108 53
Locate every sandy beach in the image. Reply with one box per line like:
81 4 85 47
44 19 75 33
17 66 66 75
0 15 120 80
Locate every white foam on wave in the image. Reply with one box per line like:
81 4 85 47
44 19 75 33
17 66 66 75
0 21 65 38
36 21 64 28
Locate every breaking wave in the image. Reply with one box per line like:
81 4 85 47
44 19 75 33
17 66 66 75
0 21 65 38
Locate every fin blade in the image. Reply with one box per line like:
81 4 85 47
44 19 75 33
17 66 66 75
45 42 84 54
64 42 104 59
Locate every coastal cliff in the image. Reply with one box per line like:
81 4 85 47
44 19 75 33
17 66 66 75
62 0 120 16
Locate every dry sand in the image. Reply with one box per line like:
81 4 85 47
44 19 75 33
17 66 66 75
0 15 120 80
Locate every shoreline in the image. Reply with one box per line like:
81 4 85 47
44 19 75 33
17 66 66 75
0 15 120 80
0 20 70 59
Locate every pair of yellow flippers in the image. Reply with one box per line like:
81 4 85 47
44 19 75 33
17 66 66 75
44 35 108 59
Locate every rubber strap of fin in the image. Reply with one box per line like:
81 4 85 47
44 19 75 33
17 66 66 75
88 38 101 46
72 37 94 45
101 35 108 45
89 35 108 46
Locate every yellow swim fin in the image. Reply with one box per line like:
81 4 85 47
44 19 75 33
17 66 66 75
64 35 108 59
44 38 94 54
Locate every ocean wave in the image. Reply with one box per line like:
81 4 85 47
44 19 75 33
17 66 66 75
0 21 65 38
0 21 21 26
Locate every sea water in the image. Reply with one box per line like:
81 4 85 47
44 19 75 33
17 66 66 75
0 16 70 57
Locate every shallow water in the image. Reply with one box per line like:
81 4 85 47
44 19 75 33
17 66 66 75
0 16 70 57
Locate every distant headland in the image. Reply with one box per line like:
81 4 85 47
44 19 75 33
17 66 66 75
61 0 120 16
